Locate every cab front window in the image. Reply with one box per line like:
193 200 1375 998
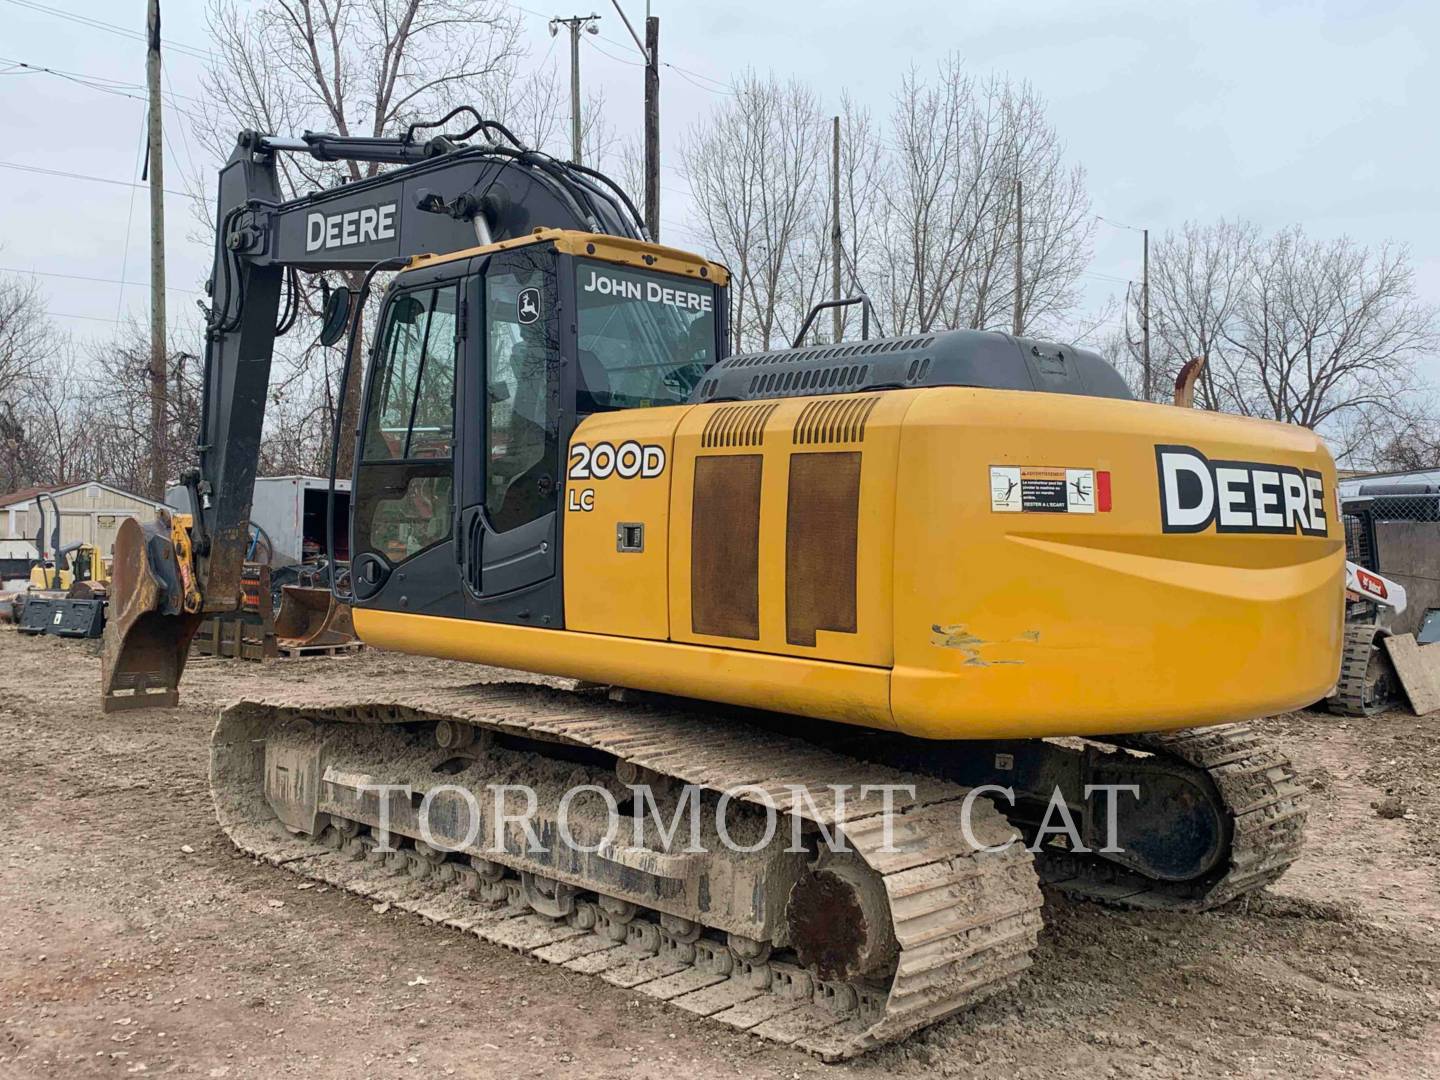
575 259 714 411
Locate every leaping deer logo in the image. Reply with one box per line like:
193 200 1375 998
518 287 540 324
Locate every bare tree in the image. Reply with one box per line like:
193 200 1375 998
874 62 1092 338
259 386 334 476
57 321 210 494
828 95 887 340
1138 221 1438 463
683 71 828 352
0 272 58 408
1117 220 1259 406
193 0 528 475
683 60 1093 352
1223 230 1433 430
0 272 64 489
0 401 32 492
21 353 93 486
494 62 617 167
1329 395 1440 471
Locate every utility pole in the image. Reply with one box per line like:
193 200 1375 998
1012 177 1023 337
643 15 659 239
1141 227 1151 401
145 0 167 499
611 3 659 239
551 14 600 165
831 116 842 343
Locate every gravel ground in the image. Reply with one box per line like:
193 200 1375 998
0 630 1436 1079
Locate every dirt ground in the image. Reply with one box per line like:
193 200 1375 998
0 630 1436 1079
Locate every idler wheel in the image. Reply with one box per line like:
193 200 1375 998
786 862 896 981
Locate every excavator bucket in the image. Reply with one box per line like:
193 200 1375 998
100 515 202 713
274 584 355 648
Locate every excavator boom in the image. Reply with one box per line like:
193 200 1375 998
102 116 653 710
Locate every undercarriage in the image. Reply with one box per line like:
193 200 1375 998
211 679 1306 1060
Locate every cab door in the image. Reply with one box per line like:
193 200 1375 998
455 244 565 627
349 271 464 617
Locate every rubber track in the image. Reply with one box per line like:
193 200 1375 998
1327 623 1389 717
211 682 1044 1061
1045 723 1308 911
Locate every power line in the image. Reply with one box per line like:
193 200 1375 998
663 62 732 94
583 34 643 68
0 0 215 62
116 112 148 323
0 55 205 104
50 311 126 326
1079 270 1133 285
1096 214 1145 233
0 264 203 295
583 32 733 95
502 0 732 93
163 61 205 189
0 59 206 124
0 159 200 201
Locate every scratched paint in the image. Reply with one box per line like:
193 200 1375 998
930 624 1040 666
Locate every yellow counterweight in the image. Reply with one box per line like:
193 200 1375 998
358 387 1342 740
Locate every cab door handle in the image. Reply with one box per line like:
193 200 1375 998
457 505 485 594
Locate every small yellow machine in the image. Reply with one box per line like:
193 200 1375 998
29 542 108 592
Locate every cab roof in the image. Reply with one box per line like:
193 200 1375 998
406 228 729 287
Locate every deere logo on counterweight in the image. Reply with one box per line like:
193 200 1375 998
1155 444 1328 537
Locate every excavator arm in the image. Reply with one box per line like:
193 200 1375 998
101 114 646 711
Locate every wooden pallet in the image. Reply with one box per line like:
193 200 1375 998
275 639 365 658
192 617 278 661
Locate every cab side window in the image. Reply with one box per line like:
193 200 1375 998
485 260 559 533
355 285 458 565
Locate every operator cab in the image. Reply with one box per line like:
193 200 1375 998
349 231 728 628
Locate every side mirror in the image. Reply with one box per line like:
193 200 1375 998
319 287 354 347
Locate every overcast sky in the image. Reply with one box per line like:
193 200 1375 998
2 0 1436 369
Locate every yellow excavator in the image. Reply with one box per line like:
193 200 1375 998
102 112 1339 1059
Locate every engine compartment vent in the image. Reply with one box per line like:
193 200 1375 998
792 396 879 446
700 402 780 449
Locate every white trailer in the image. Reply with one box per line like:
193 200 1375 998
166 475 351 568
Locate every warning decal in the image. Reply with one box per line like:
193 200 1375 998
990 466 1101 514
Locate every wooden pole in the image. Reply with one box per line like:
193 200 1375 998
1012 177 1023 337
569 20 582 163
831 116 842 344
146 0 168 498
644 16 659 239
1142 227 1151 401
